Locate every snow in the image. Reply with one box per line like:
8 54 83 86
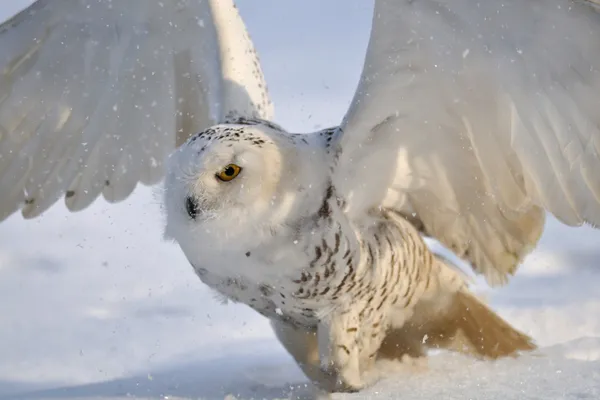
1 1 600 400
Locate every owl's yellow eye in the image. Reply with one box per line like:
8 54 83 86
216 163 242 182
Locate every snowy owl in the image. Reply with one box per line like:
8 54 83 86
2 0 600 394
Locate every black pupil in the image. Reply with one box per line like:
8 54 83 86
186 196 199 219
224 166 236 176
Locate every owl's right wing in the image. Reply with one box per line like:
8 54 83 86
0 0 273 220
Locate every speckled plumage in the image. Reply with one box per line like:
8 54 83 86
163 121 536 393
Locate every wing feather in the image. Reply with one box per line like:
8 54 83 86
332 0 600 285
0 0 273 220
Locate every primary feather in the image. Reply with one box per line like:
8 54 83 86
0 0 272 220
332 0 600 285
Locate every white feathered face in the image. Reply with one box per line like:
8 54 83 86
162 123 328 252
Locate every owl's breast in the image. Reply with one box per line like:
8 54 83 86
190 261 326 328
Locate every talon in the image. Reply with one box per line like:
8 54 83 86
336 383 362 393
316 367 363 393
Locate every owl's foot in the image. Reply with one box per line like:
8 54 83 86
316 314 368 393
315 367 363 393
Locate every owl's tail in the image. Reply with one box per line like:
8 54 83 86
418 288 536 359
380 256 536 361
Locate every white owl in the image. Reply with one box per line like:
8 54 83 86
2 0 600 394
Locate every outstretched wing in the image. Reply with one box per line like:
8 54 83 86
331 0 600 285
0 0 273 220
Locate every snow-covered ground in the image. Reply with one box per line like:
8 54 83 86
1 2 599 400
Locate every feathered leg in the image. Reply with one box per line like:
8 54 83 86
271 316 384 393
270 319 323 382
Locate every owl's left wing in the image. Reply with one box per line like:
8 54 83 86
331 0 600 286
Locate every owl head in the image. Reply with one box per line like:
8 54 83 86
162 121 330 254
